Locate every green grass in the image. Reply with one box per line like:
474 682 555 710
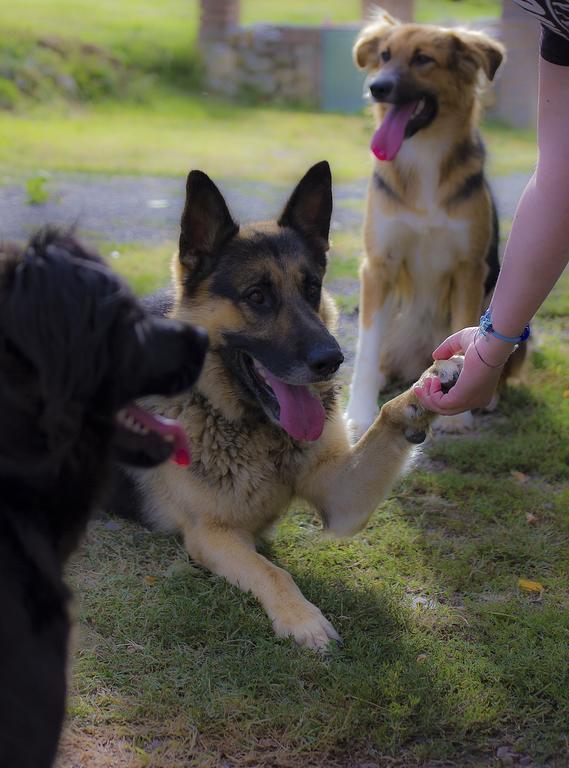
93 241 176 296
66 287 569 765
0 96 536 183
0 0 500 48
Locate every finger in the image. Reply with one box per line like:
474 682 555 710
415 377 467 416
432 331 465 360
413 384 430 409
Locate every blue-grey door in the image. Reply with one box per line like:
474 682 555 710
321 25 367 113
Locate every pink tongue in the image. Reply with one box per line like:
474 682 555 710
263 371 325 442
123 404 191 465
371 101 418 161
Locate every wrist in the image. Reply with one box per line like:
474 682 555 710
488 312 530 340
479 308 531 346
474 331 513 367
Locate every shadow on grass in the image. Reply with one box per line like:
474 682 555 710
68 513 560 767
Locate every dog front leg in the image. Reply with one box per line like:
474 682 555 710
430 261 485 433
303 358 463 537
346 260 395 440
450 261 485 333
181 521 340 650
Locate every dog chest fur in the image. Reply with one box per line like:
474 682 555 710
132 389 310 534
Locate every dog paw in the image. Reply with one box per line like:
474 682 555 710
482 392 499 413
432 411 474 434
272 602 341 651
382 355 464 443
418 355 464 393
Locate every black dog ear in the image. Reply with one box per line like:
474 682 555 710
278 161 333 251
179 171 239 277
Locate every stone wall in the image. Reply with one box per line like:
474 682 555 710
198 0 538 127
202 24 321 106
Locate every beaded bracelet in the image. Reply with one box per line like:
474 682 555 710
479 308 530 345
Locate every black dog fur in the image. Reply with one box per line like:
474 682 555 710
0 229 207 768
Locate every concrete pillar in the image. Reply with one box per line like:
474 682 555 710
362 0 414 23
495 0 539 129
199 0 240 43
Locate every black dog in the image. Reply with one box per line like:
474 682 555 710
0 229 207 768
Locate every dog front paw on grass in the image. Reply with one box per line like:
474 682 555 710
272 600 341 651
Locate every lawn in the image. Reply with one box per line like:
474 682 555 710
59 269 569 767
0 97 536 183
3 1 569 766
1 0 501 49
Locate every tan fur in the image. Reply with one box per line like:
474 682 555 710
127 216 463 650
346 10 506 436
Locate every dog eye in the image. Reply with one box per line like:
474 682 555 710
244 287 266 306
412 52 434 66
380 49 391 63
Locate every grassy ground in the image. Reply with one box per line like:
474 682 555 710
59 267 569 768
0 97 536 183
1 0 501 46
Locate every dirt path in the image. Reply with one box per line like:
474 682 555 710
0 171 530 245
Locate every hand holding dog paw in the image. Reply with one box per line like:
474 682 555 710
414 327 503 415
381 356 463 443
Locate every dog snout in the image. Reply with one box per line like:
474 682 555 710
369 77 396 102
306 343 344 378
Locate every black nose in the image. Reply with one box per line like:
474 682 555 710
369 78 395 101
307 344 344 378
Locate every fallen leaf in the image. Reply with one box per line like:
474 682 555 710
511 470 529 484
144 575 156 586
416 653 427 664
525 512 538 525
518 578 543 593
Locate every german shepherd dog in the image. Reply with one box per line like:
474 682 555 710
346 10 506 437
0 229 207 768
111 161 463 650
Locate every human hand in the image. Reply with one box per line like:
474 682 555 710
413 327 509 416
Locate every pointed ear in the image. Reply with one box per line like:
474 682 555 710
278 161 333 250
179 170 238 276
353 10 398 69
451 30 505 82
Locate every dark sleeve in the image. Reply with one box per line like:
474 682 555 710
540 26 569 66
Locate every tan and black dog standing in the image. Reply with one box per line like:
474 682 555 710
346 10 505 437
111 161 462 650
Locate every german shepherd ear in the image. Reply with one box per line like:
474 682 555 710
278 161 332 251
353 10 398 70
451 29 505 82
179 171 239 274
